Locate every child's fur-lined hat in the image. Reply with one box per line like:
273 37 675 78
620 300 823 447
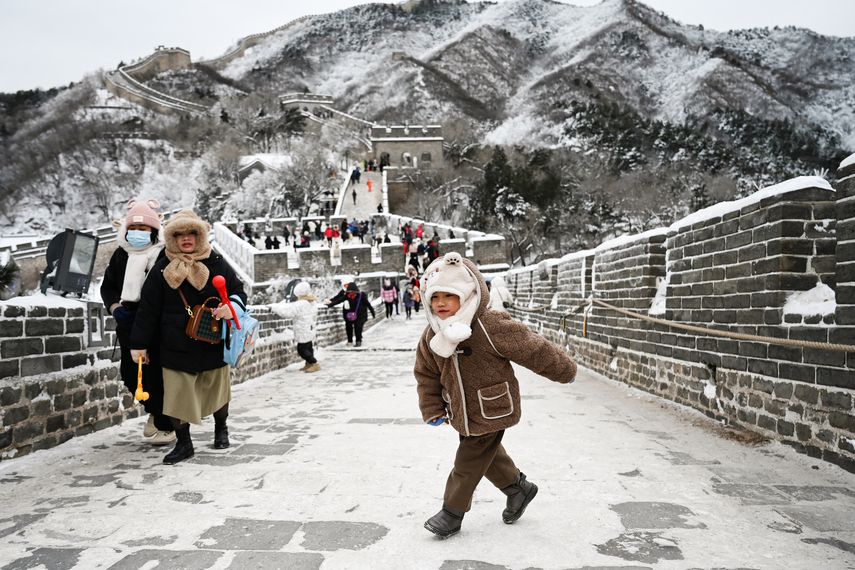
422 252 476 305
421 252 484 358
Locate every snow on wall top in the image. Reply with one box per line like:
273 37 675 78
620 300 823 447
669 176 834 233
841 153 855 169
505 175 835 277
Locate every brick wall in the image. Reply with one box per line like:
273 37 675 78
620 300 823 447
504 177 855 473
0 298 385 461
836 160 855 366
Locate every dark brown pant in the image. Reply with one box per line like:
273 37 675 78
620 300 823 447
443 430 520 512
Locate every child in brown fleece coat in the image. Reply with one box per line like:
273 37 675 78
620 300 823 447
413 252 577 539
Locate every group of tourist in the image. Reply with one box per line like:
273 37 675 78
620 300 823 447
102 196 579 542
102 200 246 465
238 218 389 253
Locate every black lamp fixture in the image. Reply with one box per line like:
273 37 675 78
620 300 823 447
40 229 100 297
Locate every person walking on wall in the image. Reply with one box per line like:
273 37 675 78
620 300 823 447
100 198 174 445
326 282 375 347
272 281 320 373
487 276 514 312
413 252 577 538
402 282 415 319
380 277 398 318
130 209 247 465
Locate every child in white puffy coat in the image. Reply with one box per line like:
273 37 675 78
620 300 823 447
272 281 320 372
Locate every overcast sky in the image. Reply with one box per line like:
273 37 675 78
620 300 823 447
1 0 853 93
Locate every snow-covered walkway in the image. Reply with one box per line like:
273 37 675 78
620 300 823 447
1 316 853 569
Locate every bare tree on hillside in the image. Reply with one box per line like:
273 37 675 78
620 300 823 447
268 141 337 218
399 168 477 227
196 142 244 220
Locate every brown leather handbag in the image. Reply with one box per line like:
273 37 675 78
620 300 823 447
177 288 223 345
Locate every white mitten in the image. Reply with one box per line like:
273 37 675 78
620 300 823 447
444 322 472 343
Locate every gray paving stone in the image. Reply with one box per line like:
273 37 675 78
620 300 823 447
3 547 84 570
121 535 178 547
657 450 720 465
172 491 205 504
229 443 294 456
595 532 683 564
800 537 855 555
225 551 324 569
611 502 706 530
440 561 510 570
70 472 124 487
195 518 300 550
188 454 262 466
0 514 48 539
299 521 389 551
776 503 855 531
107 549 221 569
772 485 855 502
711 483 792 505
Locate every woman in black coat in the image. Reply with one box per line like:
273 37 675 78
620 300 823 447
100 198 173 444
130 209 246 465
327 282 375 347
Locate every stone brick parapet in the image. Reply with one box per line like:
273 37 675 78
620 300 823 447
836 156 855 335
215 215 508 289
504 176 855 473
470 234 508 265
0 296 385 461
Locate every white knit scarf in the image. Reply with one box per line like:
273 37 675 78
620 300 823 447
121 244 163 303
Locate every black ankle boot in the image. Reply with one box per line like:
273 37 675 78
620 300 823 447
163 424 194 465
213 424 229 449
424 506 464 539
501 472 538 524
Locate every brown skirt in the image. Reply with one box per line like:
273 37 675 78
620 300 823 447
162 365 231 425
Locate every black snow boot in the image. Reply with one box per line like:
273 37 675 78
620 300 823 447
424 506 464 539
501 472 538 524
213 424 230 449
163 424 194 465
213 404 229 449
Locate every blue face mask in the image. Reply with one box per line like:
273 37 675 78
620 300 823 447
126 230 152 249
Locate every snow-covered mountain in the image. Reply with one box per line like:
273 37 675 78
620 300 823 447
209 0 854 149
2 0 853 238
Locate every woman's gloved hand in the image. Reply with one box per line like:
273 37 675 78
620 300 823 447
112 306 134 327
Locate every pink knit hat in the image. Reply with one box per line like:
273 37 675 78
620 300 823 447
125 198 162 230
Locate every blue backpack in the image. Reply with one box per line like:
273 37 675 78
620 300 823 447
222 296 260 368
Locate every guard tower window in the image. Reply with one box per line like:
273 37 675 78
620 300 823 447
402 152 412 165
420 152 432 163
